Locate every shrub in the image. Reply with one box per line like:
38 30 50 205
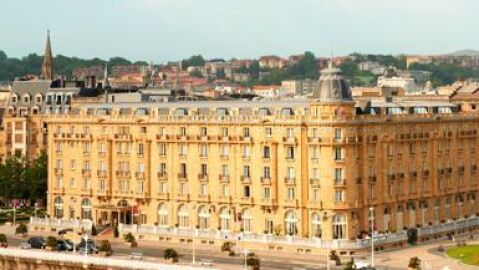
0 234 7 245
221 241 233 252
163 248 178 260
247 256 260 269
329 250 341 265
113 226 119 238
15 223 28 235
46 236 57 247
98 240 113 252
123 232 136 243
91 225 97 236
408 256 421 270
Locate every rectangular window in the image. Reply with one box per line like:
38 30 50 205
286 128 294 138
200 183 208 195
263 146 271 158
180 127 187 136
243 185 251 197
243 165 250 178
200 144 207 157
265 127 272 137
221 164 229 176
200 127 207 137
179 143 187 156
201 164 208 176
263 166 270 178
222 184 229 196
334 128 342 139
287 167 295 179
159 163 167 174
263 187 271 199
286 146 294 159
159 182 167 193
137 143 144 155
243 128 250 138
287 187 295 199
180 163 187 177
311 188 319 202
221 127 229 137
334 147 343 161
159 143 167 156
243 145 250 158
221 144 229 157
334 168 343 181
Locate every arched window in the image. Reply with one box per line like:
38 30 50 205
219 208 231 231
242 208 253 233
198 206 210 230
54 197 63 218
285 210 298 236
81 198 92 220
178 205 189 228
117 200 128 208
157 203 168 226
311 212 322 238
332 214 347 239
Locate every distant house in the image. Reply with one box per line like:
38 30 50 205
250 85 281 98
259 55 288 69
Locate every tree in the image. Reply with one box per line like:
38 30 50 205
0 152 47 206
216 69 226 79
189 69 203 78
181 55 205 69
26 151 48 204
408 256 421 270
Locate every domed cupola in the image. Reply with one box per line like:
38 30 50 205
312 62 352 102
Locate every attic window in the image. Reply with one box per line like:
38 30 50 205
258 108 271 116
176 108 188 116
137 108 149 116
36 95 42 103
280 108 294 116
216 108 229 116
23 95 30 103
11 96 17 104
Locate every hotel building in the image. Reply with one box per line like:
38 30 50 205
45 65 479 242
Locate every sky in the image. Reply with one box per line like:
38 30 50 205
1 0 478 63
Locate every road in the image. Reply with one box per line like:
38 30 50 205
7 235 328 270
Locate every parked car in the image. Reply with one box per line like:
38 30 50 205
26 237 45 249
77 239 98 254
56 239 74 251
58 228 73 236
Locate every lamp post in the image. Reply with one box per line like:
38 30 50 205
243 249 248 270
369 207 375 268
192 228 197 265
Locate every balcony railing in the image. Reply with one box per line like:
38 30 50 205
219 175 229 182
198 174 208 182
241 176 251 183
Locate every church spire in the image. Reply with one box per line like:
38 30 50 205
40 30 53 80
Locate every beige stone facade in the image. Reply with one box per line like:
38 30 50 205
46 99 479 242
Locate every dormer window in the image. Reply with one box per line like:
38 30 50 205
258 108 271 116
176 108 188 116
280 108 294 116
23 94 30 103
137 108 149 116
11 96 17 104
216 108 229 116
35 95 43 103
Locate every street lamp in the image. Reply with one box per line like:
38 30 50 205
369 207 375 268
243 249 249 270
